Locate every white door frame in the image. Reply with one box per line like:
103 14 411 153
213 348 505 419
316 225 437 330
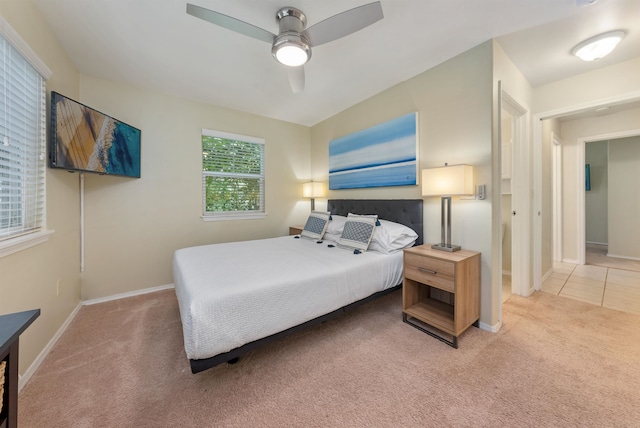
501 88 532 297
551 133 563 262
577 129 640 264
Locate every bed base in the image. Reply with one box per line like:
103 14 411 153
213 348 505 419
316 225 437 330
189 284 401 374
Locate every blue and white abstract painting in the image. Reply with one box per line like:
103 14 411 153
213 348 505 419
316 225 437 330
329 112 418 190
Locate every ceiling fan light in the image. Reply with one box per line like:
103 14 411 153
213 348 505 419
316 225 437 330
275 45 308 66
272 34 311 67
571 30 626 61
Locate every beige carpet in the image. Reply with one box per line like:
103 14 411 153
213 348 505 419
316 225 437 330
19 289 640 427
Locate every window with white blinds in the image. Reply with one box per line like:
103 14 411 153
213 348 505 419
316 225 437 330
202 129 265 220
0 32 47 243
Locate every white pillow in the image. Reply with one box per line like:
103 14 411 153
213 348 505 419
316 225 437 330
326 215 347 235
323 231 342 243
300 211 330 240
337 214 377 251
369 219 418 254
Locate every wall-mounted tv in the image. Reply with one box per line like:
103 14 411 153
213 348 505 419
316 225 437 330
49 91 141 178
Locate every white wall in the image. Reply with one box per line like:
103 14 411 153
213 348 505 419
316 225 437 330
608 136 640 259
78 76 311 300
585 140 608 244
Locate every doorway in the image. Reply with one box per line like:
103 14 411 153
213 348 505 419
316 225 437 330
580 132 640 267
500 88 531 298
533 95 640 293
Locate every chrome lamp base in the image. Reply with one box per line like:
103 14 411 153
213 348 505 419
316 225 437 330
433 195 462 252
432 243 461 252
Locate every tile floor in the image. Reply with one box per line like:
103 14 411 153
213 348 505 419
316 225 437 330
541 261 640 315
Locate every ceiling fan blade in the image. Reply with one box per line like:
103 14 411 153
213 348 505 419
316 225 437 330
287 66 305 93
186 3 275 44
303 1 383 47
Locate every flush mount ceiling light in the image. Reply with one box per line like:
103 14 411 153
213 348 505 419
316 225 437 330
571 30 626 61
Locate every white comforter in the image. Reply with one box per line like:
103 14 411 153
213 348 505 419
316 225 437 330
173 236 403 360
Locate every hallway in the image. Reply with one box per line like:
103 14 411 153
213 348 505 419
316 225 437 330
541 244 640 315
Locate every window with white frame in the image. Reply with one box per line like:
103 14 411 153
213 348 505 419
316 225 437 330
201 129 265 220
0 19 51 255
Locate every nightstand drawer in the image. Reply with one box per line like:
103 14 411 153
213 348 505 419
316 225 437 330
404 253 455 292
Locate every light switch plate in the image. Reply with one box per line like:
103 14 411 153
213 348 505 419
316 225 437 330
477 184 486 200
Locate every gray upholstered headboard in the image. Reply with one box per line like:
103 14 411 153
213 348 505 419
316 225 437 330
327 199 424 246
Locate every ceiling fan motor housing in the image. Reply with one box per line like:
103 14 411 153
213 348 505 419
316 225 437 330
276 7 307 32
272 7 311 65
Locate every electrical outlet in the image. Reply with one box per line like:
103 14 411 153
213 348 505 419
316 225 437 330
56 279 62 296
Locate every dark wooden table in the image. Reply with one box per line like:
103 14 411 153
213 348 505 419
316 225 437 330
1 309 40 428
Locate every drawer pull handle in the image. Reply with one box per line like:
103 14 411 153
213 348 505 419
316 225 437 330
418 267 437 275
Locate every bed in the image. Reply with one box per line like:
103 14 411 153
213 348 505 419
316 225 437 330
173 199 423 373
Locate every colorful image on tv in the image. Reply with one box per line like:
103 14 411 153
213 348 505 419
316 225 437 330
50 92 141 178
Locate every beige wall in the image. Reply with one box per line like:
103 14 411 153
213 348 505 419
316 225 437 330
557 107 640 262
311 41 496 327
534 57 640 114
608 136 640 259
78 76 311 300
585 140 608 244
500 112 512 274
540 118 560 275
0 1 81 374
501 194 512 273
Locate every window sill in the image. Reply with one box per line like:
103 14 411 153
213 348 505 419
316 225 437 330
0 230 55 259
201 213 267 222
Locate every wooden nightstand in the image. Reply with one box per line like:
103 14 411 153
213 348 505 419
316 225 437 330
289 226 303 236
402 245 480 348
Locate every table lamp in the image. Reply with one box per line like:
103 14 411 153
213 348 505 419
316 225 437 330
421 164 474 252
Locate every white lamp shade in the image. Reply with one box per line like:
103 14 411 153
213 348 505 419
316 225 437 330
302 181 324 198
421 164 474 196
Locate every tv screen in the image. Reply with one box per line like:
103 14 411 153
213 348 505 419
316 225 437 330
49 91 141 178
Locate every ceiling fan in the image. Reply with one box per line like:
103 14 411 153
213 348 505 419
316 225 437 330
186 2 384 93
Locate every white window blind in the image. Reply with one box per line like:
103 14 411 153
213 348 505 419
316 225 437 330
0 33 47 241
202 129 265 220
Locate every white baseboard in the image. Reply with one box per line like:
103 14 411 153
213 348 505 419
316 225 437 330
479 320 501 333
18 300 83 392
82 283 174 306
607 253 640 261
541 267 552 283
19 283 175 392
502 270 512 277
562 258 580 265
